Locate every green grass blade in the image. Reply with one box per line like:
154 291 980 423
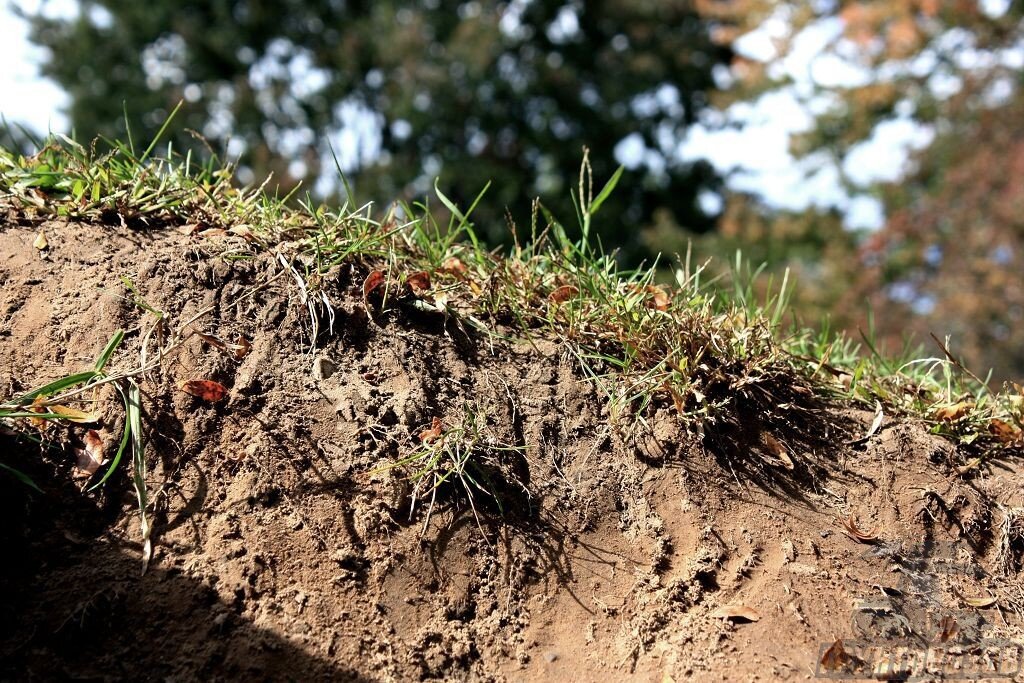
89 390 133 490
589 165 624 216
0 461 42 492
434 179 466 225
140 100 183 163
17 371 98 404
94 329 125 373
126 379 151 556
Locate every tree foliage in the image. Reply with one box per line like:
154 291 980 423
22 0 729 252
697 0 1024 379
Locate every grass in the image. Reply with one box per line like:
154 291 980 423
1 132 1022 528
378 405 527 535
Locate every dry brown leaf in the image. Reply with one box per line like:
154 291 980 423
28 396 49 430
198 228 227 238
663 382 686 415
841 515 879 543
934 615 959 643
935 401 974 422
644 285 670 311
179 379 229 403
549 285 579 304
419 417 443 444
233 335 251 360
198 332 251 360
711 604 760 622
49 404 101 423
819 638 853 672
228 225 256 241
440 257 468 279
197 332 229 351
33 230 49 250
407 271 431 295
988 419 1021 444
74 429 107 477
178 222 204 235
363 270 385 299
762 433 794 470
962 595 997 608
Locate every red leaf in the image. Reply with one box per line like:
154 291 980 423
407 270 431 295
179 379 229 403
549 285 579 303
419 417 444 444
363 270 385 298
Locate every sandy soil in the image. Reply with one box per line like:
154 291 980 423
1 213 1022 681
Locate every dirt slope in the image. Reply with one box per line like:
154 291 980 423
1 216 1022 682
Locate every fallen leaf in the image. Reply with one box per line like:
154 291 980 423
228 225 256 241
711 604 760 622
663 382 686 415
935 402 973 422
762 433 794 470
198 228 228 238
49 404 101 423
407 271 431 295
233 335 251 360
363 270 386 299
644 285 670 311
198 332 229 351
179 379 229 402
419 417 443 444
29 396 48 430
934 615 959 643
962 595 997 608
74 429 107 477
988 419 1021 444
841 515 879 543
549 285 579 303
33 230 49 250
440 257 467 278
178 222 203 235
198 332 251 360
820 638 853 672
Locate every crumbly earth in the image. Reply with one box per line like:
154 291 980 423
1 214 1022 682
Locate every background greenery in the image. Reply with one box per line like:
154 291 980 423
13 0 1024 381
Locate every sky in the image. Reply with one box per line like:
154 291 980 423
1 0 1017 232
0 0 70 135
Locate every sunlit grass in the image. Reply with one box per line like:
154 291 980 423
2 131 1021 517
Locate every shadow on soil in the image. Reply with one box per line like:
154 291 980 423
0 435 370 683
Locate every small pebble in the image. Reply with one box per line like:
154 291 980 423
543 651 558 663
313 356 336 380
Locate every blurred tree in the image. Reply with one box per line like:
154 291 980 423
689 0 1024 379
850 91 1024 379
20 0 729 253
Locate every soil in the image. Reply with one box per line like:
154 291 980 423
1 213 1022 682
